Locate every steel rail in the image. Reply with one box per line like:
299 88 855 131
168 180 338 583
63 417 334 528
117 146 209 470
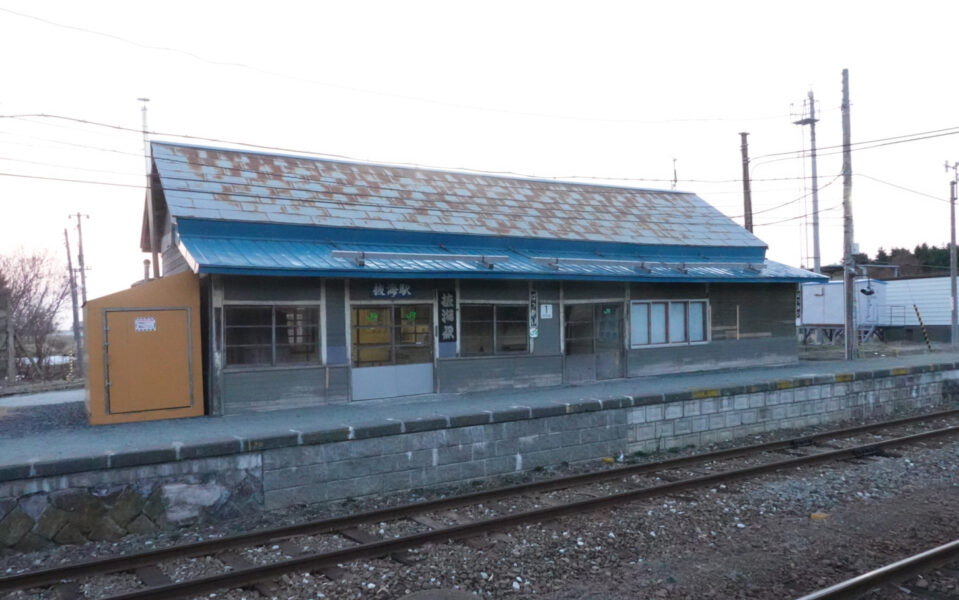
0 408 956 594
90 425 959 600
795 538 959 600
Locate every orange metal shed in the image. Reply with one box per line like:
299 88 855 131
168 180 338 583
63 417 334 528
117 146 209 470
85 271 205 425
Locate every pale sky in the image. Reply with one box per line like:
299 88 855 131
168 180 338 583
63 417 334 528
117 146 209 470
2 1 959 302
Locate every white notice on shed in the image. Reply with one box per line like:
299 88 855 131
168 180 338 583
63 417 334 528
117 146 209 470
540 304 553 319
134 317 157 332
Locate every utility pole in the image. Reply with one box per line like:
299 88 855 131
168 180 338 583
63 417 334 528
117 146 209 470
794 90 822 273
139 97 160 279
946 162 959 350
71 213 89 305
841 69 857 360
64 229 84 377
739 132 753 232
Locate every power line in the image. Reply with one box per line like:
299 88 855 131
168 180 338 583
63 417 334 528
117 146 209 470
753 202 843 227
856 173 949 203
750 126 959 164
0 7 791 126
0 113 868 187
0 114 764 184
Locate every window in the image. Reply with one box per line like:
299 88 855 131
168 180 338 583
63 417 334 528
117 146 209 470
225 305 320 366
351 305 433 367
461 304 528 356
630 300 708 347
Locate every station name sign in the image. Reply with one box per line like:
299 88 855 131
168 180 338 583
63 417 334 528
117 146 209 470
370 282 414 298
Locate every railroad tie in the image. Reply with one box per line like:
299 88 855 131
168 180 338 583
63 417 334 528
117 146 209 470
52 581 82 600
133 565 172 588
340 527 419 565
217 552 280 597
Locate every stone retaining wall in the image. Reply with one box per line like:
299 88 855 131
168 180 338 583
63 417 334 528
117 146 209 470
2 364 957 550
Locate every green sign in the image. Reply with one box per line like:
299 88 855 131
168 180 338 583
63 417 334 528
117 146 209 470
405 310 417 321
367 312 378 321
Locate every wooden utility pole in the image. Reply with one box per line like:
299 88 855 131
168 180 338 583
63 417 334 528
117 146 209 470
739 132 753 232
64 229 84 377
72 213 89 305
794 90 822 273
841 69 857 360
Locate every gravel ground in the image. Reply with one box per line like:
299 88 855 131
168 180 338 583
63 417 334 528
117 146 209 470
2 412 958 599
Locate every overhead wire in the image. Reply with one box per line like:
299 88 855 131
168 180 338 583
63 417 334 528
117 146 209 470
0 7 791 126
1 113 818 186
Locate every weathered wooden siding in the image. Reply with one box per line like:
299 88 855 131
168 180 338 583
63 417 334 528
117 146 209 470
221 366 349 414
161 244 189 276
223 276 322 302
437 355 563 393
459 280 527 301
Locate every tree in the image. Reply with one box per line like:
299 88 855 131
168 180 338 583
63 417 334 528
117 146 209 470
0 249 70 378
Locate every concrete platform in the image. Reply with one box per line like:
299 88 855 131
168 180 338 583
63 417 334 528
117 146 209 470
2 353 958 481
3 353 959 550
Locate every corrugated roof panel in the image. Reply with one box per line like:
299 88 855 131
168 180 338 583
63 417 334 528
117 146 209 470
177 228 821 283
153 142 767 249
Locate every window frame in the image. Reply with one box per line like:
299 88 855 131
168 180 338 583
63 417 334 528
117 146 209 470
459 302 530 356
630 299 710 349
350 303 434 368
223 302 323 369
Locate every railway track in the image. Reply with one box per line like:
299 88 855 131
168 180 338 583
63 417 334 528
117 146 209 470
2 409 958 600
796 538 959 599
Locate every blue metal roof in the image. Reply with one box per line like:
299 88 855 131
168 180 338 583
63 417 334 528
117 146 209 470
152 141 768 250
175 219 824 283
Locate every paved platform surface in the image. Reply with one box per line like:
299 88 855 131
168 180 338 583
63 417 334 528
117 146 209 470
0 388 83 408
1 353 958 478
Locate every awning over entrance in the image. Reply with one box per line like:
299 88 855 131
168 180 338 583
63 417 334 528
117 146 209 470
175 219 824 283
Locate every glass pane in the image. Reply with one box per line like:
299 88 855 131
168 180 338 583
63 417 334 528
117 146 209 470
353 345 392 367
277 343 318 363
224 306 272 365
630 303 649 346
395 345 431 365
395 304 431 326
461 305 493 322
669 302 687 343
225 306 272 327
354 307 390 328
276 307 318 344
496 321 528 353
689 302 706 342
461 321 493 355
224 326 272 347
275 306 318 363
650 303 667 344
595 304 621 344
461 305 494 356
226 345 271 366
396 304 431 348
495 305 527 322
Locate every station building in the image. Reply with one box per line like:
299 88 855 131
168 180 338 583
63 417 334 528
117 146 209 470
86 141 823 423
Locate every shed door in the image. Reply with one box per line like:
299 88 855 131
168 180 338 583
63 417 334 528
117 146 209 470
105 309 193 414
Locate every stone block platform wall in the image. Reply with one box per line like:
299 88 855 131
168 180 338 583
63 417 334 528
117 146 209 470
2 364 958 550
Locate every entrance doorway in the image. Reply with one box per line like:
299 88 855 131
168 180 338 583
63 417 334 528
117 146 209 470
350 304 434 400
564 303 624 383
